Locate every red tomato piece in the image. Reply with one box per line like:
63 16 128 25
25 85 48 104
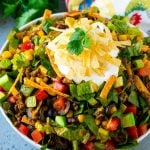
107 117 120 131
138 124 148 136
51 77 62 83
115 87 122 94
127 126 138 139
137 61 150 76
124 105 137 116
31 129 43 143
53 82 68 93
0 86 5 92
19 41 34 51
105 140 116 150
18 124 29 136
83 142 95 150
7 96 17 103
35 90 48 101
53 97 66 111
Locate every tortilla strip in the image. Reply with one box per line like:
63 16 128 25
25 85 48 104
100 75 116 100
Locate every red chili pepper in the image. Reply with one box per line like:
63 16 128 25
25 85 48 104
138 124 148 137
31 129 43 143
53 97 66 111
124 105 137 116
18 124 29 136
7 96 17 103
53 82 68 93
83 142 95 150
19 41 34 51
107 117 120 131
127 126 138 139
35 90 48 101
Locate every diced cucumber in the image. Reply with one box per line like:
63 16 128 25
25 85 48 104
0 74 13 91
20 84 34 97
25 96 36 107
121 113 135 128
114 76 123 88
55 116 67 127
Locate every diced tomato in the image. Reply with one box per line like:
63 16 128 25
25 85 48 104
107 117 120 131
53 97 66 111
35 90 48 101
7 96 17 103
18 124 29 136
138 124 148 136
137 61 150 76
127 126 138 139
19 41 34 51
124 105 137 116
53 82 68 93
51 77 62 83
31 129 43 143
83 142 95 150
105 140 116 150
0 86 5 92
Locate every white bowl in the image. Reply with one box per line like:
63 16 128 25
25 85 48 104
0 12 150 149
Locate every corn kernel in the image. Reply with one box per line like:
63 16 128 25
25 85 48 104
23 36 30 43
35 77 42 83
77 114 85 123
66 111 73 118
39 65 47 74
95 119 101 126
2 51 12 59
118 35 128 41
38 30 45 37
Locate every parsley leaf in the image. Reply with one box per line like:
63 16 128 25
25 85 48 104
67 28 90 55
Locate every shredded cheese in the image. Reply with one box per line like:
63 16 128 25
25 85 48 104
47 17 131 85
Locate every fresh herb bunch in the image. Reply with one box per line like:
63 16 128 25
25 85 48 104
0 0 58 28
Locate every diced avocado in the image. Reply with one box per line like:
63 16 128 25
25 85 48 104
77 81 98 96
114 76 123 88
88 98 98 106
0 91 7 103
0 74 13 91
133 59 144 69
55 116 67 127
128 91 139 107
25 96 36 107
20 84 34 97
0 59 12 69
121 113 135 128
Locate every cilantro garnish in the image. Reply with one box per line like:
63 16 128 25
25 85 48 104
67 28 90 55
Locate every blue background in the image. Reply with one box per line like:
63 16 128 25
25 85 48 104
0 1 150 149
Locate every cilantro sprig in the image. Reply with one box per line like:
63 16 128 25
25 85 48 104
67 28 90 55
0 0 58 28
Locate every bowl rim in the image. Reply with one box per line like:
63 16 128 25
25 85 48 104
0 11 150 148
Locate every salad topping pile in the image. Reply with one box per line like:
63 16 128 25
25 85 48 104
0 8 150 150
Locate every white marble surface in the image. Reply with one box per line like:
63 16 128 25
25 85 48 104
0 14 150 150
